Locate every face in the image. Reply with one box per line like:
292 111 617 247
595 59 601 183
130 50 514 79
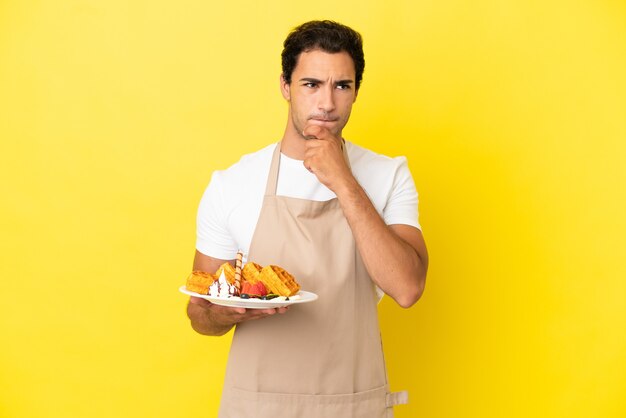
281 49 358 139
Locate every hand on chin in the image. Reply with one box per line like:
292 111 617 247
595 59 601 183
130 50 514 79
302 123 336 142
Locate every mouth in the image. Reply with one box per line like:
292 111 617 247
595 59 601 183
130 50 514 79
309 118 338 124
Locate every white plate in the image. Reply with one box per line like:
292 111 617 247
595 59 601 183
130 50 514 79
179 286 318 309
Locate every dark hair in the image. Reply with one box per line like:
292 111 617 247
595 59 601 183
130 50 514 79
281 20 365 90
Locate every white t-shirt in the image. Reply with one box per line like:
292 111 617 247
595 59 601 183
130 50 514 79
196 141 421 262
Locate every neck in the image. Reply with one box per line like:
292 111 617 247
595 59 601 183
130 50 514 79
280 131 307 160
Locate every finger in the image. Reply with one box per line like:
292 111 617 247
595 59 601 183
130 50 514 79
244 307 282 318
303 137 322 147
257 308 277 315
303 160 315 173
304 127 343 151
189 296 212 307
212 304 247 315
239 310 275 322
303 124 328 139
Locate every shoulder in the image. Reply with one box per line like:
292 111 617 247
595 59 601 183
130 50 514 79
199 143 276 213
208 143 276 193
214 143 276 183
346 141 411 181
345 141 418 225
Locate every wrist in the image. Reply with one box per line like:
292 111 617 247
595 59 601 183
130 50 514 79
334 176 360 200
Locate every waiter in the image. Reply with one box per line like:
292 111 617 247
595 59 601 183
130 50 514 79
186 20 428 417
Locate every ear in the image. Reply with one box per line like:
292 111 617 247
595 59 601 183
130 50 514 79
280 73 291 101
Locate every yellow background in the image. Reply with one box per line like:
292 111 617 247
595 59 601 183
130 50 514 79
1 1 625 417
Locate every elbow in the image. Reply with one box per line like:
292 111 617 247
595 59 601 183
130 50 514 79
187 300 232 336
187 305 206 335
187 302 216 336
190 320 227 337
395 275 426 309
396 288 421 308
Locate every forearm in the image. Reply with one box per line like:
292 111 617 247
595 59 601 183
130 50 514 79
336 179 426 308
187 302 234 336
299 129 426 306
186 294 288 336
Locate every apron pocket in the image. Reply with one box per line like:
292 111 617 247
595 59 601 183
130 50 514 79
220 384 391 418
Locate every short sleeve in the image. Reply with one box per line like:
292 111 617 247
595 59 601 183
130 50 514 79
382 157 421 230
196 171 239 259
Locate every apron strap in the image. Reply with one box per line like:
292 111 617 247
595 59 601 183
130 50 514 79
386 390 409 406
265 142 282 196
265 140 352 197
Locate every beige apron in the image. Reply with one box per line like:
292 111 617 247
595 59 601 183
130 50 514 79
219 143 408 418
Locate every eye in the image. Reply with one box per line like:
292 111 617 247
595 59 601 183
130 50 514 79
303 82 317 88
336 84 351 90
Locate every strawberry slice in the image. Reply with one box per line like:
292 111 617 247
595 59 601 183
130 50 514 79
241 281 268 298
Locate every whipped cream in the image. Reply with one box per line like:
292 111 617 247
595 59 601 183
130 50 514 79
208 271 237 298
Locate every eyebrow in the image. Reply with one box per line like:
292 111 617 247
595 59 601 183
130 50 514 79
299 77 354 85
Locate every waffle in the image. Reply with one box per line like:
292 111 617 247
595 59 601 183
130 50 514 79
216 262 237 284
186 271 216 295
258 265 301 296
242 262 263 284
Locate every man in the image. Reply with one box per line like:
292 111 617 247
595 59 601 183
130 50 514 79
187 20 428 417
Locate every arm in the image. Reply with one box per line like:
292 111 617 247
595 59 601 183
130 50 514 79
186 251 289 336
334 186 428 308
303 125 428 308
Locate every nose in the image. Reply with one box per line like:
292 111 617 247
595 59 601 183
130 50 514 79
317 85 336 114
